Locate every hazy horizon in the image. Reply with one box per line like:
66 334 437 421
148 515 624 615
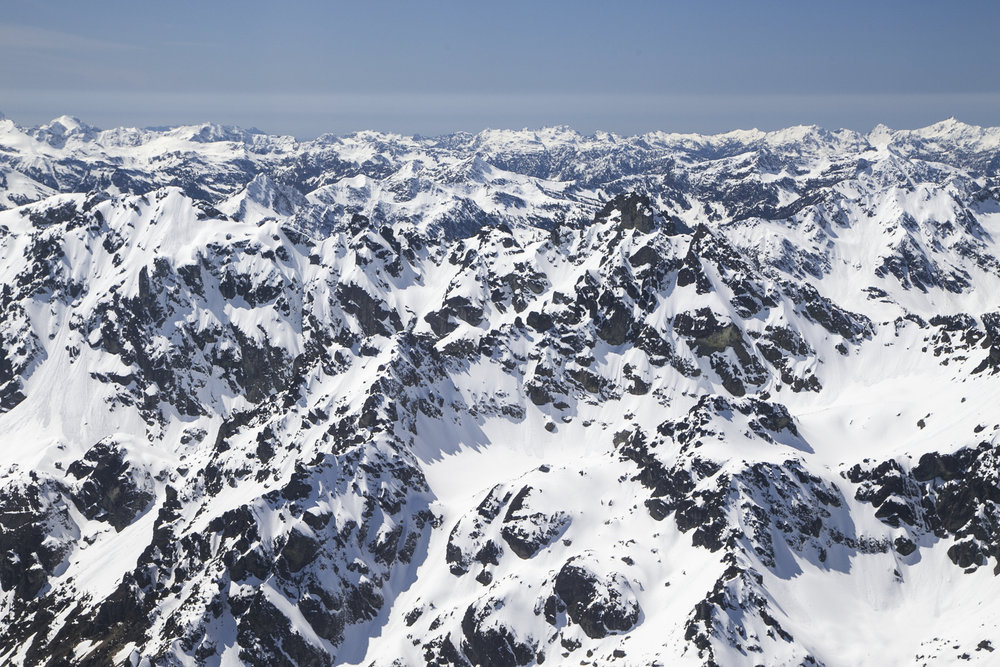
3 94 998 142
1 0 998 138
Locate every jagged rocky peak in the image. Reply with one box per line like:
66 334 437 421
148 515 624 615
0 116 999 665
41 114 91 134
219 172 309 222
30 115 100 147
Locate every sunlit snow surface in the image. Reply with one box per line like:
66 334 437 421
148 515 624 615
0 116 1000 665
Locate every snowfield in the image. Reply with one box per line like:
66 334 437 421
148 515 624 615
0 115 999 666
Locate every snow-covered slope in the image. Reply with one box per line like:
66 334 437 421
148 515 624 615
1 115 1000 666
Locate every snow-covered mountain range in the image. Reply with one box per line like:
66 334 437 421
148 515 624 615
1 114 1000 666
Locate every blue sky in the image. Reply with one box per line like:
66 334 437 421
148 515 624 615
1 0 998 137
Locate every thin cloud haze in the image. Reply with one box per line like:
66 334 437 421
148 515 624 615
0 24 135 52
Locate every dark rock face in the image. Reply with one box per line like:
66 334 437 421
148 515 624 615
682 561 822 666
755 325 821 392
448 484 513 577
553 557 640 639
237 591 332 667
0 290 43 414
447 476 572 587
967 311 1000 374
461 597 536 667
0 478 74 600
0 345 27 412
67 439 154 531
788 282 872 343
338 282 403 338
848 442 1000 571
731 460 847 569
595 192 658 233
500 486 570 559
894 536 917 556
674 308 768 396
280 527 322 572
